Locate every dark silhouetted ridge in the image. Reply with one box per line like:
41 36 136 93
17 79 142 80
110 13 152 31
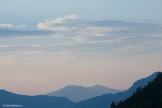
111 72 162 108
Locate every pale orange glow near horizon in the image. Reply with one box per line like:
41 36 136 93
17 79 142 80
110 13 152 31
0 51 161 95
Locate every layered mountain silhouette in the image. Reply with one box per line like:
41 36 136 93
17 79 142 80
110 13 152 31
0 90 74 108
111 72 162 108
0 72 160 108
70 72 160 108
47 85 124 102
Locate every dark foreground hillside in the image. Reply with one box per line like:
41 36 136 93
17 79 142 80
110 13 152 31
111 72 162 108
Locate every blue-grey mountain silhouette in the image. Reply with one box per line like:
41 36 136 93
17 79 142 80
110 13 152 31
47 85 124 102
0 89 74 108
0 72 159 108
70 72 160 108
111 72 162 108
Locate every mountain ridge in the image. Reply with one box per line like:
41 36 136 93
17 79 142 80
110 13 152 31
0 89 74 108
70 72 160 108
111 72 162 108
0 72 160 108
47 85 124 102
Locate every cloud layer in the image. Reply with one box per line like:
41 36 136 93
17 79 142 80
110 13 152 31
0 28 54 37
1 15 162 55
37 15 162 43
0 24 27 28
36 15 162 55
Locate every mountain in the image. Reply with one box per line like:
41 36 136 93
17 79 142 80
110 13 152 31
47 85 124 102
113 72 160 102
111 72 162 108
70 72 160 108
0 72 159 108
0 89 74 108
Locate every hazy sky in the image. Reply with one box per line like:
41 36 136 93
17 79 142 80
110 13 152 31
0 0 162 95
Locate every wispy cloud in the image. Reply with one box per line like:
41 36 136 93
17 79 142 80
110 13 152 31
37 15 119 34
0 45 11 48
0 28 54 37
0 50 76 66
114 45 146 54
0 15 162 55
0 24 27 28
37 15 162 45
37 15 79 32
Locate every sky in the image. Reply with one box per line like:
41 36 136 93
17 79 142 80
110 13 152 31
0 0 162 95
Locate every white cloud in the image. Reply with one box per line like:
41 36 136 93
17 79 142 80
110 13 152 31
0 44 25 48
49 15 79 23
0 45 10 48
37 15 79 31
1 15 162 53
37 15 162 46
37 15 117 33
72 36 85 42
37 15 122 44
0 24 27 28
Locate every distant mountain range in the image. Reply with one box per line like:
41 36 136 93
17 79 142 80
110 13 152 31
111 72 162 108
0 72 160 108
0 90 74 108
70 72 160 108
47 85 124 102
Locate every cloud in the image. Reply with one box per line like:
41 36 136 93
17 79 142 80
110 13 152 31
114 45 146 54
37 15 124 45
0 28 54 37
0 45 11 48
37 15 79 31
49 15 79 23
37 15 118 33
0 24 27 28
37 15 162 45
1 15 162 55
0 50 76 65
